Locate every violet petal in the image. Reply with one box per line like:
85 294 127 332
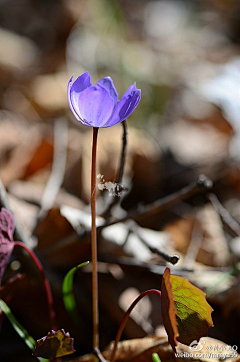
105 87 141 127
67 72 92 123
78 85 115 127
97 77 118 106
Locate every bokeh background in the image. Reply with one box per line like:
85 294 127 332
1 0 240 361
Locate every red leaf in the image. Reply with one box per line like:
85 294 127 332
33 329 75 359
161 268 179 351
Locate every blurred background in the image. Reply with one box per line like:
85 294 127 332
1 0 240 361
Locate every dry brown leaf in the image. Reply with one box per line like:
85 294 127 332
159 119 230 168
31 72 70 111
74 336 240 362
164 204 230 268
0 27 39 72
197 204 230 267
34 206 97 268
164 216 195 255
0 114 43 185
23 138 53 179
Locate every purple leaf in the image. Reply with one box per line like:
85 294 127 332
0 209 15 285
0 208 14 241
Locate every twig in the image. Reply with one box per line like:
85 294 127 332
0 178 34 248
182 211 203 269
99 175 213 231
117 121 128 184
38 176 213 257
102 120 128 221
38 118 68 220
127 220 179 265
208 193 240 238
93 348 107 362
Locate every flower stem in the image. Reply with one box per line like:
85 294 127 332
110 289 162 362
14 242 56 331
91 127 99 351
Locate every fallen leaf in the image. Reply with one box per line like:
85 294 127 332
0 209 15 284
170 269 214 346
76 336 239 362
161 268 179 350
33 329 75 359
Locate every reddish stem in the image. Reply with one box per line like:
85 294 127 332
91 127 99 350
110 289 162 362
14 242 56 331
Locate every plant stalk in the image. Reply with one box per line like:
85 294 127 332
91 127 99 351
110 289 162 362
14 242 56 331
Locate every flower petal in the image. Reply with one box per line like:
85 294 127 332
67 72 92 124
104 85 141 127
97 77 118 106
122 82 137 97
78 85 115 127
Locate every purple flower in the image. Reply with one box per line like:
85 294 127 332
67 72 141 127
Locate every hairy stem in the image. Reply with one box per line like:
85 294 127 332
14 242 56 331
91 127 99 350
110 289 162 362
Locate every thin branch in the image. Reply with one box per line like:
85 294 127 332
102 120 128 221
117 120 128 184
93 348 107 362
126 220 179 265
208 193 240 238
99 174 213 231
38 117 68 220
38 176 213 256
182 211 203 269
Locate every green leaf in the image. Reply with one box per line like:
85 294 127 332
170 271 213 345
33 329 75 359
152 353 161 362
62 261 89 323
0 299 49 362
160 268 179 351
161 268 214 350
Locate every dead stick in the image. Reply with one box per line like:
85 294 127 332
126 220 179 264
38 117 68 219
102 120 128 220
98 174 213 231
208 193 240 237
40 175 213 255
